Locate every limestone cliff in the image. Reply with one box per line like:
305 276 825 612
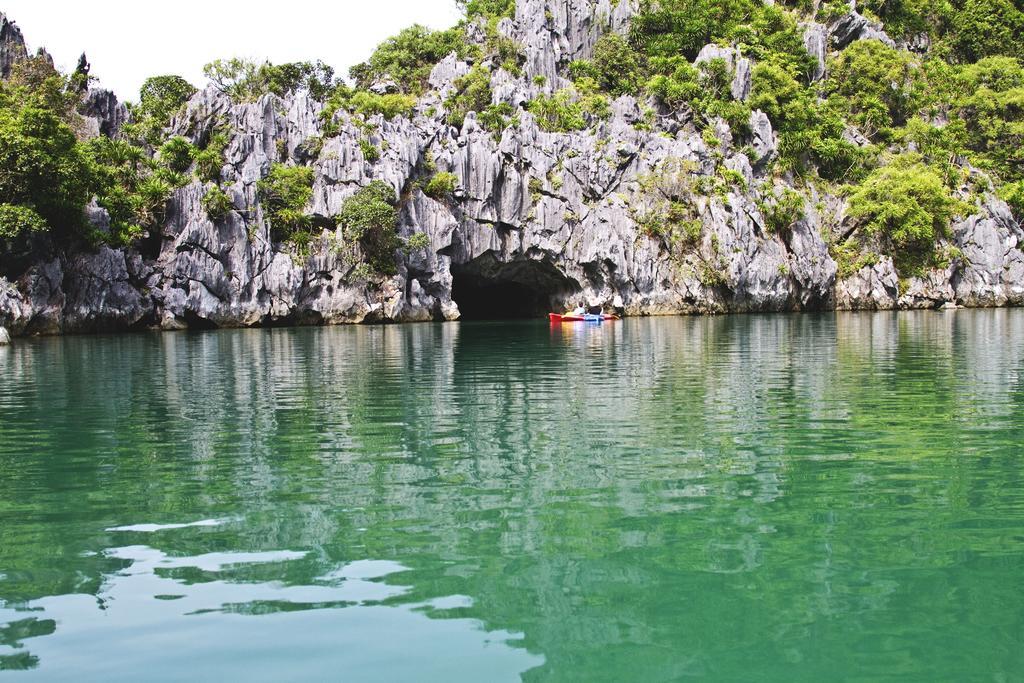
0 0 1021 336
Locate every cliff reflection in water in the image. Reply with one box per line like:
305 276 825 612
0 310 1023 681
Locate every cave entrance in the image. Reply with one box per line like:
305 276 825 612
451 256 577 321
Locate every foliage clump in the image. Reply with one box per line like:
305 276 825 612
424 172 459 199
999 181 1024 220
569 34 644 99
0 80 95 247
350 25 468 96
478 103 520 134
257 164 315 241
194 132 229 184
158 136 195 174
336 181 401 275
405 231 431 253
826 40 922 139
629 0 759 60
202 185 234 222
458 0 516 20
631 158 703 246
359 138 381 162
446 65 493 129
847 155 966 275
324 87 417 126
135 75 196 131
759 189 805 236
203 59 335 101
0 203 48 242
955 57 1024 181
527 86 610 133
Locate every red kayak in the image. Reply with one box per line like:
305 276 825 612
549 313 621 323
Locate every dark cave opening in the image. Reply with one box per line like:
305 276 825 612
453 275 550 320
182 310 219 331
451 257 577 321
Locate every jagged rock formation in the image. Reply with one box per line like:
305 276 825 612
0 13 28 78
829 11 894 49
0 0 1021 336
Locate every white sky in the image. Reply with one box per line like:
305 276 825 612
2 0 465 101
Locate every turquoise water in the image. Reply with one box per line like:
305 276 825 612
1 311 1023 681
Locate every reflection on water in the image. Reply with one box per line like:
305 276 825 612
0 532 537 681
1 310 1023 680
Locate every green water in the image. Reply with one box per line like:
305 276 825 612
1 311 1023 681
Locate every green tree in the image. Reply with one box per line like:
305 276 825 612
478 103 519 133
527 89 587 132
847 155 965 275
646 57 701 107
203 58 262 100
0 88 95 244
0 203 48 241
955 57 1024 180
350 25 466 95
827 40 923 138
336 181 400 275
947 0 1024 62
264 61 335 99
203 59 335 101
424 172 458 199
999 180 1024 220
458 0 516 19
202 185 234 222
86 136 174 243
750 62 815 131
629 0 757 60
445 65 493 128
862 0 952 40
591 34 644 97
137 75 197 125
158 137 195 175
257 164 315 240
734 4 817 78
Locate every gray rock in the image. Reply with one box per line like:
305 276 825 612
860 25 896 48
786 195 837 307
830 11 894 49
81 88 128 138
0 326 9 344
953 199 1024 307
803 23 827 81
830 12 869 49
902 32 931 54
0 278 28 335
834 258 900 309
695 44 751 101
0 13 27 78
18 258 65 335
85 200 111 235
512 0 639 86
63 247 148 331
368 78 399 95
749 110 777 170
35 47 53 69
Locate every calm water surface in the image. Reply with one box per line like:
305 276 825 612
1 311 1023 681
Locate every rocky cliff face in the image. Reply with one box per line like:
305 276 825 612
0 0 1021 337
